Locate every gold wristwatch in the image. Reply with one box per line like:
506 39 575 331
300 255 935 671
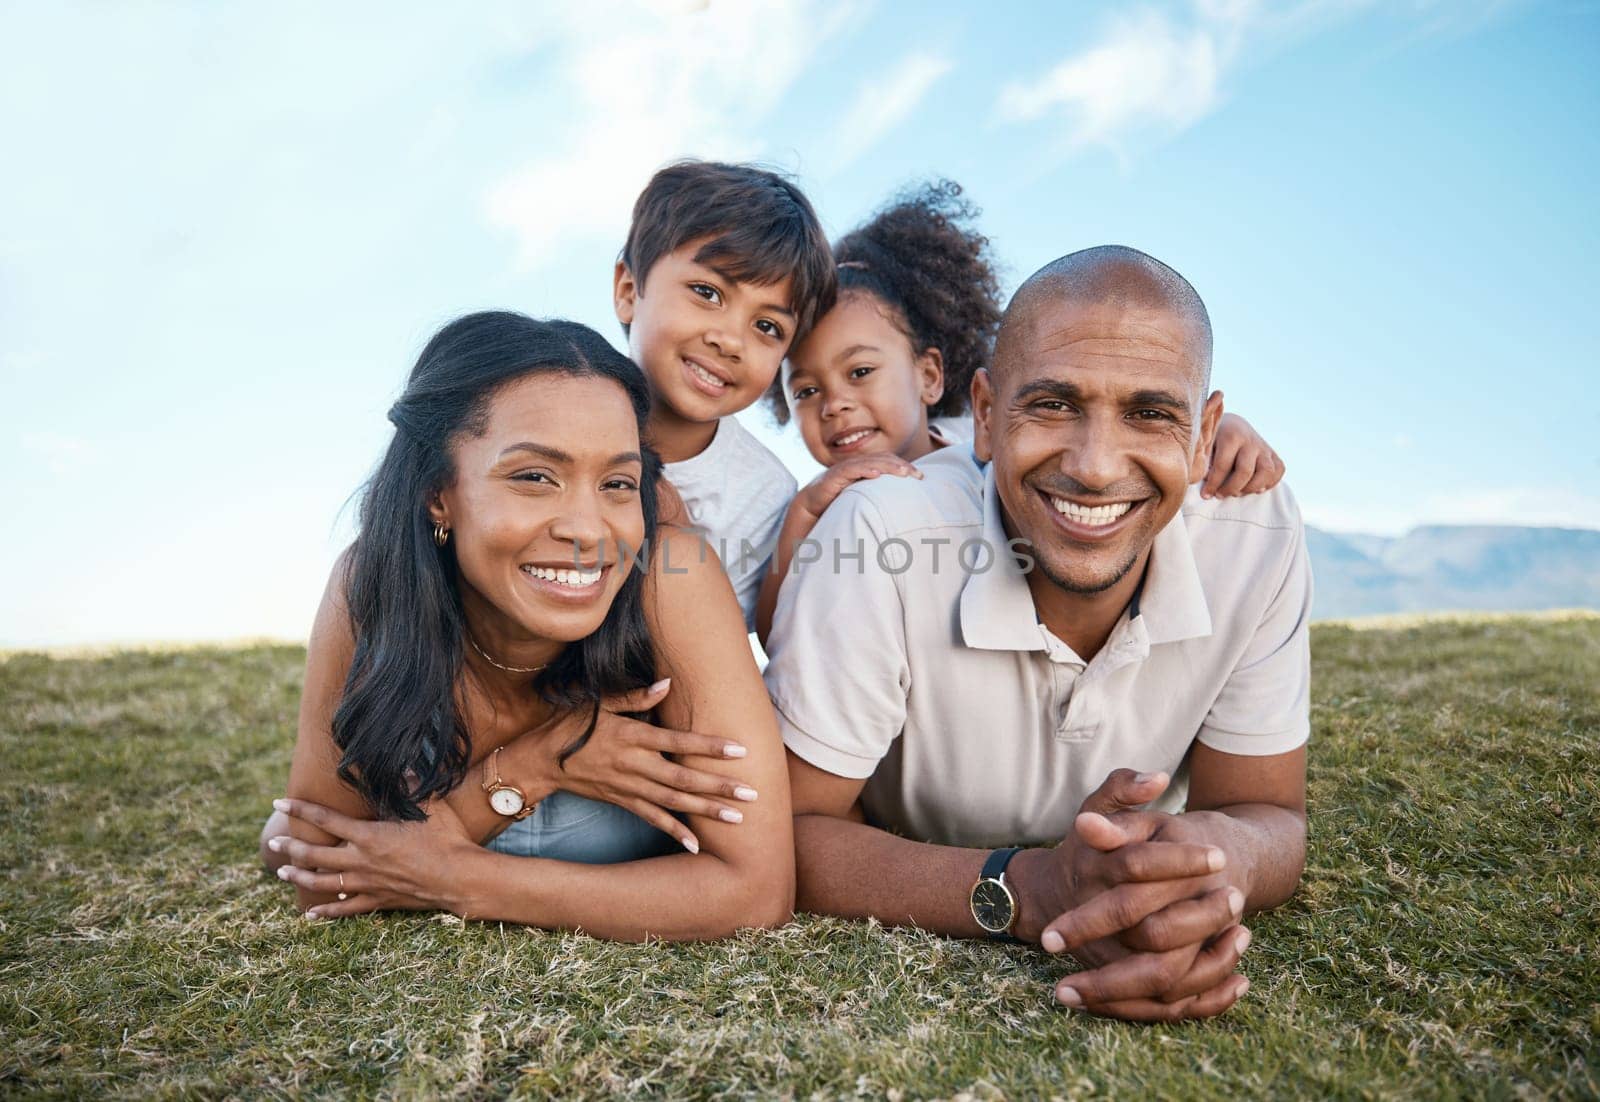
481 746 537 820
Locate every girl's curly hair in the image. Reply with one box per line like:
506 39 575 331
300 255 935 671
765 179 1002 426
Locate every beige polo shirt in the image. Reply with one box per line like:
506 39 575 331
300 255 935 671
763 445 1312 849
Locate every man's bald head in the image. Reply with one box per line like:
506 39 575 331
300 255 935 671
993 245 1213 396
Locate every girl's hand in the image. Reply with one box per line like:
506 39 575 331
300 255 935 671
795 454 923 523
538 679 758 854
268 797 477 918
1201 413 1285 498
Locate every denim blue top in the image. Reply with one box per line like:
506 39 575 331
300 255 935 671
483 790 678 864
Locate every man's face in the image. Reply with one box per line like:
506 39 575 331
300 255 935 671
972 296 1222 595
614 239 797 424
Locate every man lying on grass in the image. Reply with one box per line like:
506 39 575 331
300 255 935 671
765 246 1311 1021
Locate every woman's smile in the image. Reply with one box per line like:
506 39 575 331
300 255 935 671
517 561 613 604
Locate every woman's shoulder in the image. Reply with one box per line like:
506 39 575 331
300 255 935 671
642 527 746 642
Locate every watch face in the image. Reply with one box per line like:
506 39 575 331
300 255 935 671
489 787 525 816
971 878 1015 934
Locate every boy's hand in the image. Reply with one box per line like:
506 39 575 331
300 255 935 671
1202 413 1285 498
794 454 923 524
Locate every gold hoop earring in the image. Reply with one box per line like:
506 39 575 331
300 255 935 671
433 523 450 547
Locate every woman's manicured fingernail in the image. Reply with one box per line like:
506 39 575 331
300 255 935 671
276 865 292 881
723 743 747 758
1236 977 1250 998
1228 887 1245 916
267 837 283 853
649 678 671 694
304 909 321 920
1041 930 1065 954
718 808 743 823
1207 847 1226 872
1235 928 1252 954
1057 985 1084 1009
682 836 699 854
337 892 349 901
734 786 758 802
273 798 290 812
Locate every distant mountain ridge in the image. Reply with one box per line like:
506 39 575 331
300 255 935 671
1306 524 1600 619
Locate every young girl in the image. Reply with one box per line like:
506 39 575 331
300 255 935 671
755 181 1285 640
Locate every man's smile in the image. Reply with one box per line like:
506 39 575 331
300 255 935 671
1036 489 1149 541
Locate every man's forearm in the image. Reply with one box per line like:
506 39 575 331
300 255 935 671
1181 804 1306 913
794 813 996 937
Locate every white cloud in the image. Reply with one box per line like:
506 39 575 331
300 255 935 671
993 0 1519 156
482 0 862 269
997 8 1232 149
827 52 953 175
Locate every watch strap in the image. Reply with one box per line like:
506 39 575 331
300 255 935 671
979 847 1024 942
482 747 537 820
981 846 1023 883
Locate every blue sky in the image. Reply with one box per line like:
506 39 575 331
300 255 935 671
3 0 1596 646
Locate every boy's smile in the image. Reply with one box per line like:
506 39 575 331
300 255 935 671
615 238 796 458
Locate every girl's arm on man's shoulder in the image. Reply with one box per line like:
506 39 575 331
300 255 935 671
755 454 923 644
1201 412 1285 499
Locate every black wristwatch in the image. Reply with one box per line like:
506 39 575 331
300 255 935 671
969 846 1024 940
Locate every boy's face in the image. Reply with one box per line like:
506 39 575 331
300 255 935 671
614 239 797 424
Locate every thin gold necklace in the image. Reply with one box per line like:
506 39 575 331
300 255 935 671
467 634 548 675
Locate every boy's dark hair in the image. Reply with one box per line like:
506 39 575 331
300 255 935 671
621 160 836 343
765 179 1002 426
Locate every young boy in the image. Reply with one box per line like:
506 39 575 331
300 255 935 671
612 161 836 629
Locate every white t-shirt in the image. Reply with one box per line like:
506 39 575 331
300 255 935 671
929 413 974 444
662 416 797 631
763 445 1312 848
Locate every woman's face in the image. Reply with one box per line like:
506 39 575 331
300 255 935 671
429 373 648 656
782 292 944 467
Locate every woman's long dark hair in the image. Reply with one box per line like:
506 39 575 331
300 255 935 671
332 311 661 821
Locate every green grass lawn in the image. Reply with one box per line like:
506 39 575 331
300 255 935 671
2 615 1597 1099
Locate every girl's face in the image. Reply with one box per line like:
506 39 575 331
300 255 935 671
782 292 944 468
428 373 648 664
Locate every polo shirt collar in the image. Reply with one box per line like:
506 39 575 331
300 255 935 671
959 464 1048 652
1135 499 1214 645
959 466 1214 652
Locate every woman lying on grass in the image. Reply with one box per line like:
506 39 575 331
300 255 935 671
260 311 793 939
